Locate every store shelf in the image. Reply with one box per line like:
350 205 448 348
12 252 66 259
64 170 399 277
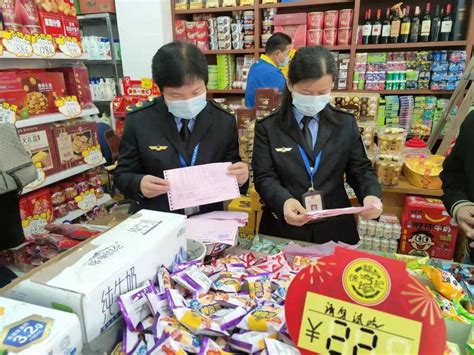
77 13 116 21
356 41 467 51
382 176 443 197
84 59 121 64
258 45 351 53
0 51 91 61
208 89 246 94
259 0 354 8
22 164 95 195
175 5 254 14
353 90 454 95
15 107 99 129
203 49 255 54
55 194 113 223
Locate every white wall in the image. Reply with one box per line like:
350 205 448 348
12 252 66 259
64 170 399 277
115 0 173 79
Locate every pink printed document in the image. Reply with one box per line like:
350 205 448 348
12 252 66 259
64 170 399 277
164 162 240 211
305 202 381 220
191 211 248 227
185 219 238 246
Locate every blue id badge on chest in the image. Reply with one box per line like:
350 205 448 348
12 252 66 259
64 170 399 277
302 190 326 222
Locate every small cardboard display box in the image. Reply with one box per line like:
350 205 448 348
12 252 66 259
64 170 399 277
0 296 83 354
2 210 186 347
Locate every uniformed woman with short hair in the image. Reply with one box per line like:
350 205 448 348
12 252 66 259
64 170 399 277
114 41 249 214
252 46 383 244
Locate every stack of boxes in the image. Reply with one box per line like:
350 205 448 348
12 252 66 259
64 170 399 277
235 108 256 187
261 8 276 47
399 95 414 129
217 54 236 90
254 88 282 118
217 16 232 50
242 10 255 49
208 65 218 90
399 196 459 260
334 52 350 90
412 96 438 136
431 50 466 91
274 13 307 48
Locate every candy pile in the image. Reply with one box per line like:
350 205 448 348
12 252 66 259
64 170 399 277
114 251 310 354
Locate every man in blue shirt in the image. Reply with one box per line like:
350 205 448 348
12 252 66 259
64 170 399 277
245 33 292 108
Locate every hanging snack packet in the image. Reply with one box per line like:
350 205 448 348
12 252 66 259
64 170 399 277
421 266 466 301
189 294 222 316
147 334 186 355
147 289 173 317
122 327 142 354
165 288 187 309
158 266 174 291
229 331 278 353
247 273 273 300
263 338 301 355
173 306 228 337
214 292 257 310
117 281 156 331
172 265 213 294
199 337 233 355
238 304 286 332
212 307 249 331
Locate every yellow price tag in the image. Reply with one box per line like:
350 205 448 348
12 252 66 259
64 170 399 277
140 78 153 90
298 292 422 354
31 33 55 58
2 30 32 57
57 36 82 58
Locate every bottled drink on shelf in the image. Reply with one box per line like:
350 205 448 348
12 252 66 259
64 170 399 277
440 4 453 41
400 6 411 43
370 8 382 44
381 7 391 44
389 8 401 43
409 6 421 42
362 9 372 45
452 0 467 41
430 5 442 41
419 2 431 42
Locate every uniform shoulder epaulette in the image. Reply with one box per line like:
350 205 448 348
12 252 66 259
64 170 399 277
125 97 157 114
210 100 234 116
329 105 355 117
257 107 279 122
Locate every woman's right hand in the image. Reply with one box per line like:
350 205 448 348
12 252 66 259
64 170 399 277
140 175 170 198
284 198 311 226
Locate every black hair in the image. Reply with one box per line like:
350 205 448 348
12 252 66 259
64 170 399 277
151 41 208 89
278 46 337 123
265 32 292 55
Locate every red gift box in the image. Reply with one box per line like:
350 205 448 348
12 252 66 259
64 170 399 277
175 20 187 36
0 71 29 120
27 188 54 223
36 2 64 38
339 9 353 28
274 13 307 26
18 123 61 177
324 10 339 29
19 197 31 222
16 70 67 116
337 27 352 45
323 28 337 46
307 29 323 46
19 0 41 34
399 196 459 260
275 24 307 49
307 12 324 30
50 65 93 109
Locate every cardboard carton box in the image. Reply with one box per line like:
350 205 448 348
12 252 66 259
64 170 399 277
249 186 263 212
0 71 29 120
18 124 61 177
50 65 93 108
26 188 54 223
399 196 459 260
2 210 186 344
0 297 83 354
228 197 256 234
79 0 116 14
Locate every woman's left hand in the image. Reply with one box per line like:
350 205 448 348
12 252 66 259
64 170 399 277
360 195 383 220
228 162 249 186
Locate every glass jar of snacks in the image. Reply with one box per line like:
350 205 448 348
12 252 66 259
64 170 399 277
378 126 407 154
403 137 431 159
50 186 66 206
62 181 78 201
375 154 404 187
75 175 90 194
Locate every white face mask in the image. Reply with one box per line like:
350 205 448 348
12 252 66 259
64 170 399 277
165 91 207 119
281 54 290 67
292 91 330 117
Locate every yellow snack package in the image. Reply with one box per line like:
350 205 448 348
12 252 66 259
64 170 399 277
421 266 466 301
238 305 285 332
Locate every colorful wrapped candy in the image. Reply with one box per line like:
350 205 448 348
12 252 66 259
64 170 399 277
421 266 466 301
247 273 273 301
229 331 278 353
238 305 286 332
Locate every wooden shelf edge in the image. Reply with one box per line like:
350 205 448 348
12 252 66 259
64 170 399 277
203 49 256 54
208 89 246 94
382 177 443 197
259 0 354 8
175 5 254 13
356 40 468 51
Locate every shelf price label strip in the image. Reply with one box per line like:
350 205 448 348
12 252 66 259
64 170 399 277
285 248 446 355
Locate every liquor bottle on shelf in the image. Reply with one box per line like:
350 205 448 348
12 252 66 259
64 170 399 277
362 9 372 45
452 0 467 41
389 8 401 43
440 4 453 41
430 5 442 41
381 7 391 44
409 6 421 42
400 6 411 43
419 2 431 42
370 8 382 44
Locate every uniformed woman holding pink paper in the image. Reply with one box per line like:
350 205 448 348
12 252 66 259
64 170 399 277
252 46 383 244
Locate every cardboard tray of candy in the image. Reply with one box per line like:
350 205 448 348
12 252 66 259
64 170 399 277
108 234 473 355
